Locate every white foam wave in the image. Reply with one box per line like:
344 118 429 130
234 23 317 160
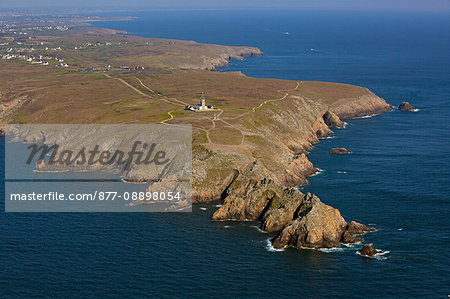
398 228 403 231
266 238 285 252
310 168 325 177
337 171 347 174
224 225 231 228
319 247 345 253
412 108 420 112
199 207 207 211
343 122 348 128
252 225 268 233
341 241 362 248
355 113 380 119
356 250 390 260
299 246 316 250
215 204 222 207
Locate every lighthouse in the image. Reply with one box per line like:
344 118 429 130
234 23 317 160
200 92 206 110
184 92 215 111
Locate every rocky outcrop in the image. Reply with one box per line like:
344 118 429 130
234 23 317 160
329 147 352 154
323 111 345 128
358 243 382 257
341 221 376 244
330 92 392 119
212 164 375 250
398 101 416 112
181 47 263 71
212 161 274 221
271 194 348 249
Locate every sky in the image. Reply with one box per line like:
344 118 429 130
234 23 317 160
0 0 449 11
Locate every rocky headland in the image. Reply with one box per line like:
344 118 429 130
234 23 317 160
199 84 391 251
211 161 376 250
0 27 392 252
193 82 392 205
180 47 264 71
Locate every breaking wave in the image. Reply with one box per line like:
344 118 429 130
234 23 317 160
265 238 285 252
355 113 381 119
356 250 390 260
319 247 345 253
310 168 325 176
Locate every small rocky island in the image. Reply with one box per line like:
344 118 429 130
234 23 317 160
398 101 416 112
329 147 352 154
358 243 383 257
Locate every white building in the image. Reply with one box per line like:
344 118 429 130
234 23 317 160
185 93 215 111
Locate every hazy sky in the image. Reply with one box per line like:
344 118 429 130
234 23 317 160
1 0 449 11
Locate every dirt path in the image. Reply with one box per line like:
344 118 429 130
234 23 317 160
136 77 190 106
104 74 152 98
204 81 301 145
104 74 193 125
230 81 300 120
104 74 182 107
105 74 300 141
135 77 158 94
160 111 175 124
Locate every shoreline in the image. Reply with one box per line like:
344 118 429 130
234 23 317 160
1 19 393 252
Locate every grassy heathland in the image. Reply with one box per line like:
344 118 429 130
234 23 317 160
0 27 388 200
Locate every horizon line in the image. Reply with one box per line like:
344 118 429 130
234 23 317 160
1 6 450 13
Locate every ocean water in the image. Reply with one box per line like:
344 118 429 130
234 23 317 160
1 10 449 298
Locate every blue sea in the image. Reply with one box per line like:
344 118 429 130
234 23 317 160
1 10 449 298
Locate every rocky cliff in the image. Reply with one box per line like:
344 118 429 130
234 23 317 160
193 82 392 203
211 161 375 249
200 84 390 250
180 47 264 71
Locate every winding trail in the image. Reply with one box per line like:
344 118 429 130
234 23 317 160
160 111 176 124
104 73 301 141
204 81 301 145
230 81 300 120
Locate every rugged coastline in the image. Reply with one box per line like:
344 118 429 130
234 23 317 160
0 24 393 251
205 97 390 250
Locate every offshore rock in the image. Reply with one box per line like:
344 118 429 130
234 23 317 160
341 221 376 244
358 243 382 257
398 101 416 112
329 147 352 154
